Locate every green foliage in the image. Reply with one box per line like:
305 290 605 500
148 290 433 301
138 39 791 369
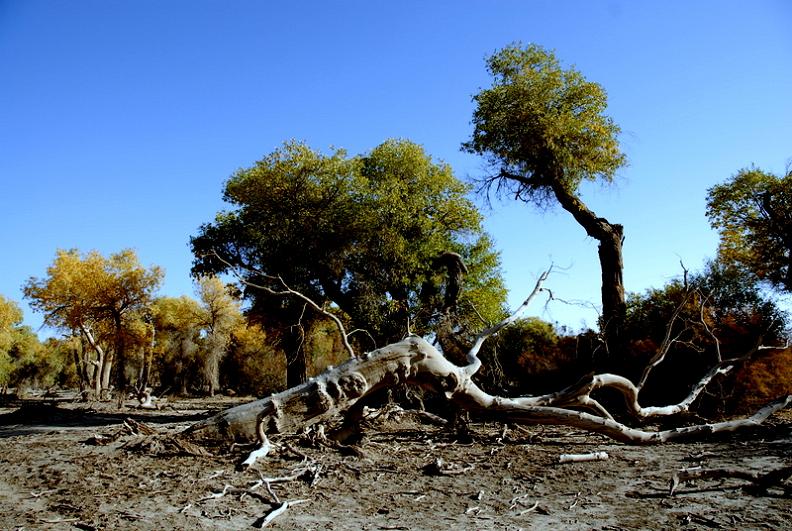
7 332 68 390
192 139 506 348
0 295 23 351
472 317 591 396
625 260 786 354
464 44 628 350
302 318 351 374
39 337 81 389
0 295 24 388
706 166 792 292
0 295 71 391
463 43 626 202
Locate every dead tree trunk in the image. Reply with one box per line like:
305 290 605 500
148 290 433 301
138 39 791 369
183 335 790 446
183 271 790 449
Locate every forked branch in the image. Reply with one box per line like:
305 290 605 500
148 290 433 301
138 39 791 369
463 267 552 377
182 265 790 451
205 250 357 359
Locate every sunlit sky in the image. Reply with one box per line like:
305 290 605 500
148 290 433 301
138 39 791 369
1 1 791 336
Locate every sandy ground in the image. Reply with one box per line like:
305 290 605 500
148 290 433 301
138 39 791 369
0 395 789 530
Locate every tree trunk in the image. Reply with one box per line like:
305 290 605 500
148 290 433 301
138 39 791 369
71 337 87 394
550 180 626 359
100 353 113 398
139 350 152 394
90 355 102 398
79 326 107 398
283 327 308 389
113 314 127 394
597 226 626 361
205 352 219 397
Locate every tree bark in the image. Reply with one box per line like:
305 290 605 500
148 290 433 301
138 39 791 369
100 354 113 398
204 345 222 397
597 227 626 357
139 348 152 395
79 326 107 398
71 336 87 393
113 313 128 395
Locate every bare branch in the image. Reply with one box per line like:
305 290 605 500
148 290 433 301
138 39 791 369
759 339 791 351
462 267 552 377
636 289 697 390
206 250 357 359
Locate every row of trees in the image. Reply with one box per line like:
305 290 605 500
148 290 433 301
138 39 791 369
8 250 271 399
0 295 62 393
2 44 789 415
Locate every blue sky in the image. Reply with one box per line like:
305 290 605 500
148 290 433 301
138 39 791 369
1 1 791 335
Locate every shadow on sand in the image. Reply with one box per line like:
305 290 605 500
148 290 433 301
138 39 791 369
0 396 226 438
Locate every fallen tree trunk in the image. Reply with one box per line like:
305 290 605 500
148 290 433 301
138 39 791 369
185 338 425 444
183 335 791 446
183 262 791 450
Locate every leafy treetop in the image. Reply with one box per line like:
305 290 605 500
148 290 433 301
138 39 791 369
463 43 626 204
706 167 792 293
191 139 506 346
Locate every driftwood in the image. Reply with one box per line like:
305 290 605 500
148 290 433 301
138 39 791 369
182 267 791 451
183 332 791 447
559 452 609 463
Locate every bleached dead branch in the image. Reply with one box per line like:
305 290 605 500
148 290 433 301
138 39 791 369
182 264 790 451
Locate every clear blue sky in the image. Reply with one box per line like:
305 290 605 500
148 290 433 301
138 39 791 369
1 1 791 336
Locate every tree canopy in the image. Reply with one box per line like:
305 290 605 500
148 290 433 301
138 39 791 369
0 295 25 388
463 43 625 202
706 166 792 292
24 249 163 395
194 276 244 396
191 139 506 385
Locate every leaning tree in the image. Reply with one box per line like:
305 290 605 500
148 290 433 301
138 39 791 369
463 43 628 361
